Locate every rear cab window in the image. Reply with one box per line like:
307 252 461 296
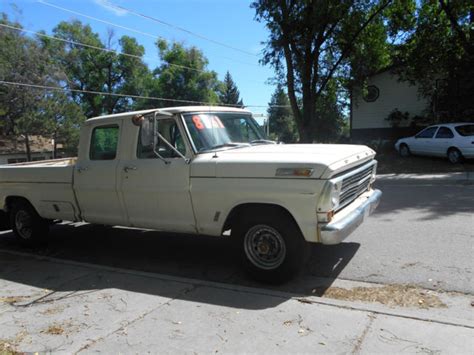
90 125 119 160
455 124 474 137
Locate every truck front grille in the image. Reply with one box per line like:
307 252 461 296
337 162 376 210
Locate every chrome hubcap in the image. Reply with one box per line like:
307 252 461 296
15 210 33 239
244 225 286 270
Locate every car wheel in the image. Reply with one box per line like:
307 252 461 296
447 148 463 164
234 209 309 284
10 200 49 247
399 144 411 157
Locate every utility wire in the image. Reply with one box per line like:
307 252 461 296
0 80 289 108
38 0 260 67
109 2 259 57
0 23 206 74
0 23 267 84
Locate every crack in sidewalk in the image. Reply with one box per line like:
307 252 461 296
73 283 201 354
351 312 376 354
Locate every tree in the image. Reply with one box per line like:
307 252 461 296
393 0 473 121
41 92 85 157
219 71 244 106
43 21 151 117
267 85 298 142
252 1 406 142
0 14 54 160
136 39 220 109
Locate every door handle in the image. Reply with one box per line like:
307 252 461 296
123 165 137 173
76 166 89 173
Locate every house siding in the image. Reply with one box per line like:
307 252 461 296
352 71 429 132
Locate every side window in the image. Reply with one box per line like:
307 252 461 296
137 118 186 159
416 127 438 139
435 127 454 139
90 125 119 160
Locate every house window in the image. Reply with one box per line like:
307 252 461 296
363 85 380 102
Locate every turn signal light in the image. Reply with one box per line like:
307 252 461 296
276 168 314 177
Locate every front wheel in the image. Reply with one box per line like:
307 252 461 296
234 210 309 284
10 201 49 247
399 144 411 157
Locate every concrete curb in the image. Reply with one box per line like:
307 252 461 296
377 171 474 182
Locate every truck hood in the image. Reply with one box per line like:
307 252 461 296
190 144 375 179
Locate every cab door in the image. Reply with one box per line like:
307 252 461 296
118 115 197 233
73 123 127 225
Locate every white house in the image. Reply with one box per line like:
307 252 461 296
0 135 54 165
351 69 430 140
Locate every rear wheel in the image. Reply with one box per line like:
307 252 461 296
447 148 463 164
234 209 309 284
399 144 411 157
10 201 49 247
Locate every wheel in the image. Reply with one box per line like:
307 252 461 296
399 144 411 157
234 209 309 284
10 200 49 247
447 148 463 164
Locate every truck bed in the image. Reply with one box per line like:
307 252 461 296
0 158 76 183
0 158 80 222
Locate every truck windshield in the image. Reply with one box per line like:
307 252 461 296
182 112 268 152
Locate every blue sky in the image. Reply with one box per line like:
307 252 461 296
2 0 276 117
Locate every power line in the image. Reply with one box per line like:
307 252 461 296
0 80 289 108
109 2 259 57
0 23 207 74
38 0 260 68
0 23 268 85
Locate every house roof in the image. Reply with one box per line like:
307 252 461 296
0 135 52 155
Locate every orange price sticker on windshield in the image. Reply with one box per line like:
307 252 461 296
192 115 205 130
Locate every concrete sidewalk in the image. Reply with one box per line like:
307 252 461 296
0 250 473 354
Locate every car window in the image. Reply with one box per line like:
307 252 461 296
137 118 186 159
90 125 119 160
455 124 474 137
416 127 438 139
435 127 454 139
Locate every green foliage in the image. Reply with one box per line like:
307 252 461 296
393 0 474 120
136 39 220 109
43 21 151 117
219 71 243 107
267 86 298 142
385 108 410 128
252 0 408 142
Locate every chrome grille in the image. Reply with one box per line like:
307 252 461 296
337 162 376 210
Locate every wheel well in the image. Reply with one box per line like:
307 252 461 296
4 196 32 212
447 146 461 154
222 203 300 235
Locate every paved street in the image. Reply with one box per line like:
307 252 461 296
0 175 473 353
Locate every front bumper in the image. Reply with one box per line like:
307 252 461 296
319 189 382 245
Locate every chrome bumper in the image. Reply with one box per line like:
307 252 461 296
319 189 382 245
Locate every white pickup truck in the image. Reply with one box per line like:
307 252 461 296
0 106 381 282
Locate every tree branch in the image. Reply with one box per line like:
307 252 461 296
317 0 393 97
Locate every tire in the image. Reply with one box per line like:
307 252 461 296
10 200 49 247
234 209 309 284
447 148 463 164
399 144 411 157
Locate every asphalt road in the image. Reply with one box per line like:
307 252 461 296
0 177 472 295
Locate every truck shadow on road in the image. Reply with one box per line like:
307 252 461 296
0 224 360 309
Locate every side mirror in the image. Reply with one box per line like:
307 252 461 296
140 118 154 147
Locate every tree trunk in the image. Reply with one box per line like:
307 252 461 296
24 134 31 162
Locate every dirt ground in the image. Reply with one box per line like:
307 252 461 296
375 150 474 174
